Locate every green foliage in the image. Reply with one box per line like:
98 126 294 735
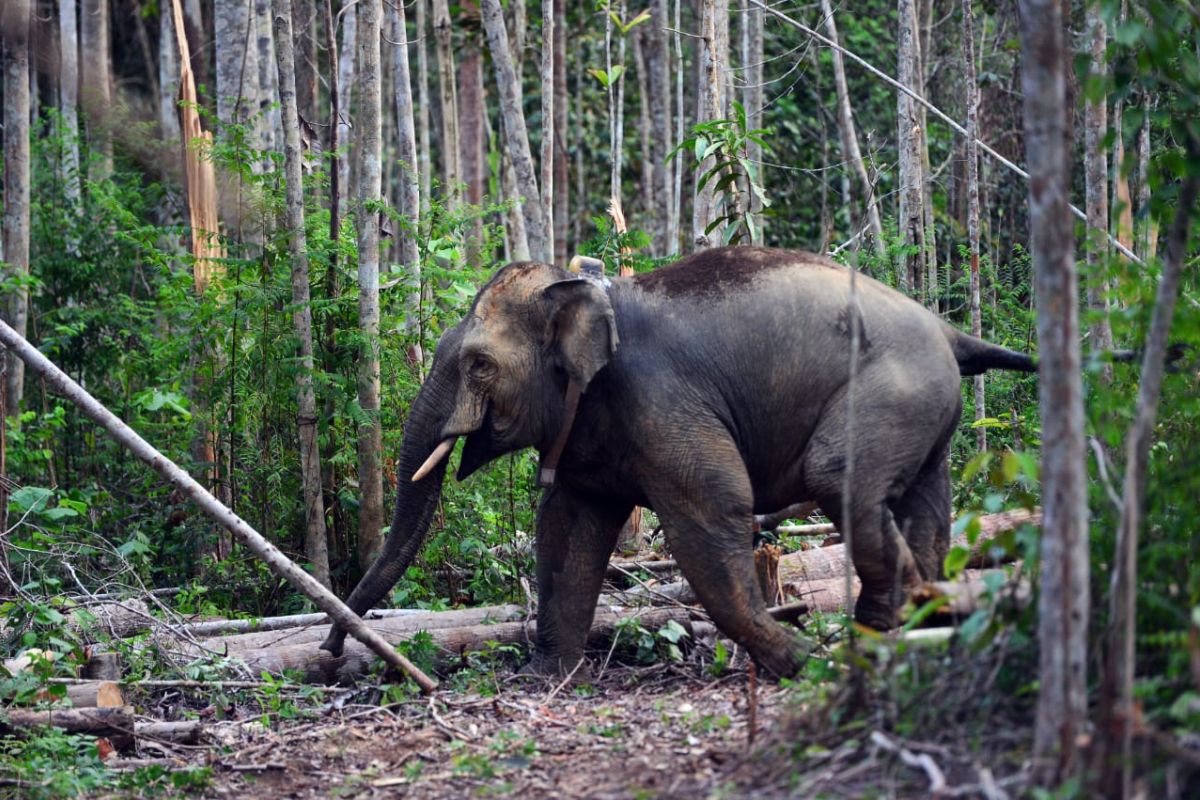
670 102 772 245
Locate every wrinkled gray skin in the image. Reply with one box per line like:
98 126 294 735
320 247 1034 677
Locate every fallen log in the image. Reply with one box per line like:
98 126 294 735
178 607 436 639
229 606 696 684
606 559 676 579
787 570 1028 619
0 706 135 748
774 523 838 537
197 604 526 654
64 681 124 709
66 600 152 641
135 720 202 745
81 652 122 681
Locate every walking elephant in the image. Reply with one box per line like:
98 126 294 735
320 246 1035 677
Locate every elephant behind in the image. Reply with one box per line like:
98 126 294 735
321 246 1035 678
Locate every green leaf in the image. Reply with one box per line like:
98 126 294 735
9 486 53 514
961 451 993 482
944 545 970 579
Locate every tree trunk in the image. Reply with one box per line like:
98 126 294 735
897 0 924 296
255 0 281 154
741 0 764 239
632 30 654 226
2 0 31 416
552 0 568 262
917 0 937 309
337 1 356 201
647 0 672 256
480 0 548 261
293 0 319 124
60 0 85 215
355 0 385 570
390 0 421 337
1103 136 1200 800
80 0 113 177
540 0 554 261
670 0 683 254
415 0 432 210
1084 4 1115 374
431 0 460 205
962 0 985 451
456 40 487 210
819 0 884 259
214 0 258 128
693 0 729 249
1019 0 1090 785
273 0 331 588
1137 99 1157 260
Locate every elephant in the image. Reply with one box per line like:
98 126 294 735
320 246 1035 678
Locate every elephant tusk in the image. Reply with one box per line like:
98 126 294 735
411 438 456 482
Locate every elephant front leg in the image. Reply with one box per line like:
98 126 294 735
527 486 632 677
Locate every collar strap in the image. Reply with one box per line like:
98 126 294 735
538 379 583 487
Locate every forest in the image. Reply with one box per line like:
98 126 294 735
0 0 1198 796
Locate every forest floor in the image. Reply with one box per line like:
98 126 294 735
146 648 1030 799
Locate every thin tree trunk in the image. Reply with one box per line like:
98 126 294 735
457 41 487 210
741 0 764 238
552 0 568 262
431 0 460 204
60 0 85 214
215 0 258 128
2 0 31 416
647 0 672 256
820 0 884 259
80 0 113 177
693 0 729 249
633 29 654 225
255 0 281 154
337 1 356 201
294 0 319 124
273 0 331 588
1084 4 1115 372
1104 134 1200 800
158 1 181 141
481 0 548 261
1137 98 1157 261
918 0 936 309
963 0 985 451
1110 1 1133 259
355 0 385 570
897 0 924 297
541 0 554 261
1019 0 1089 785
611 1 628 211
390 0 421 338
670 0 683 254
415 0 432 211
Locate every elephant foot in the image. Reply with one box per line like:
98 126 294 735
519 651 593 683
853 592 901 632
319 626 349 657
752 631 811 679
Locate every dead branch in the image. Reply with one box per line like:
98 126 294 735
0 319 438 694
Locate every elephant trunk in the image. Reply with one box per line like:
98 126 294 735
319 327 464 656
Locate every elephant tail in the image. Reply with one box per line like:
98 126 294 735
942 324 1037 376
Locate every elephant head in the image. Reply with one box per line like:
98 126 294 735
320 261 619 656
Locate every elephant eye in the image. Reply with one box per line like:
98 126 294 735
464 353 497 387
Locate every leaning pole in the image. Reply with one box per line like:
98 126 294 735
0 321 437 693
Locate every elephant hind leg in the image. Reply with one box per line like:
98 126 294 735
889 445 952 582
647 436 805 677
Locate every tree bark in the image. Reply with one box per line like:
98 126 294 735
481 0 548 261
1019 0 1090 784
541 0 554 261
214 0 258 128
897 0 925 297
456 39 487 210
293 0 319 124
431 0 460 204
254 0 281 154
962 0 985 451
632 30 654 225
670 0 683 253
2 0 31 417
389 0 421 336
355 0 385 571
415 0 432 210
80 0 113 177
741 0 765 239
1137 99 1157 260
1103 136 1200 800
819 0 885 259
552 0 568 262
337 0 356 201
693 0 729 249
1084 4 1115 373
60 0 85 214
647 0 672 256
273 0 331 588
0 318 437 693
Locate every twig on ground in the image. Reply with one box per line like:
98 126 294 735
870 730 947 793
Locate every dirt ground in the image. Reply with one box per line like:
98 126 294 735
174 660 792 799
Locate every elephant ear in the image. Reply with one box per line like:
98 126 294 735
543 278 620 390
